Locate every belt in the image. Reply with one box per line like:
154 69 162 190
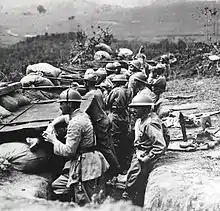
77 146 96 155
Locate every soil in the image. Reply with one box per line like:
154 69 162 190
1 76 220 210
144 76 220 210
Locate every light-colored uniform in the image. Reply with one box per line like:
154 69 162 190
52 108 109 205
125 112 166 206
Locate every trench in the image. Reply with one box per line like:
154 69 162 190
0 129 141 211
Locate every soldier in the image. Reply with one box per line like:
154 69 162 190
122 94 167 206
147 64 167 102
96 68 107 85
82 69 122 176
128 60 142 73
160 54 171 79
128 72 149 100
106 74 130 170
99 63 116 94
43 88 109 205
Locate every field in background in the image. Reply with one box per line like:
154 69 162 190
1 1 220 46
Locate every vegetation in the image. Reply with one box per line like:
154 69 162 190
0 26 214 82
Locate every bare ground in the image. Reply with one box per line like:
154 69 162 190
144 76 220 210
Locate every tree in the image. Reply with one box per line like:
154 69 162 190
37 5 47 14
192 3 219 43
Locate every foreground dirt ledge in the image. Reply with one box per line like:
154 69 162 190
0 170 142 211
0 196 142 211
144 146 220 211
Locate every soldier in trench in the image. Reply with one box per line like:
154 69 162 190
105 74 130 171
43 88 109 205
82 69 122 176
122 93 167 207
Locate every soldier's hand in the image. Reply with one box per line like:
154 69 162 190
42 131 57 144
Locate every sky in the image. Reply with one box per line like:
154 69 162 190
0 0 152 9
0 0 217 10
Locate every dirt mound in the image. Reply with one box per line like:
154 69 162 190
0 170 52 200
0 195 142 211
144 149 220 210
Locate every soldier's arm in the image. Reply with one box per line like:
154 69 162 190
141 123 166 163
45 115 69 134
106 89 118 110
52 119 82 157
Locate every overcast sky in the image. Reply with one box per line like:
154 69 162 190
0 0 152 9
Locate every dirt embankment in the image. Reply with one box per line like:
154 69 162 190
144 77 220 210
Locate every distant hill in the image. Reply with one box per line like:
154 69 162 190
1 0 220 46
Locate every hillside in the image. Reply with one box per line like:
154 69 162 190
1 1 220 46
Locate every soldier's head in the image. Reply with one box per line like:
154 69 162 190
112 74 128 87
105 63 116 76
155 63 166 76
128 60 142 73
96 68 107 84
84 69 97 90
129 94 154 118
132 72 148 92
113 61 122 74
58 88 82 115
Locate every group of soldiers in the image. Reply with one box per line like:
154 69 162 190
42 57 169 207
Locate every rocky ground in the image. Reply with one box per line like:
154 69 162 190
1 76 220 210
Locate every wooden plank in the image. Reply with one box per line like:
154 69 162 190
0 82 21 97
22 86 70 90
0 102 60 133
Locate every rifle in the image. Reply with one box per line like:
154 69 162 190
0 119 53 126
194 110 220 117
45 76 83 82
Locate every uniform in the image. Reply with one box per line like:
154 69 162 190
82 89 121 175
124 112 166 206
106 86 129 169
51 108 109 205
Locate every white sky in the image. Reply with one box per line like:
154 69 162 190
0 0 152 9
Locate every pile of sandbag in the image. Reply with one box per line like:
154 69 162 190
94 51 112 61
20 72 54 87
94 43 113 61
26 63 62 77
0 91 31 118
118 48 133 59
0 105 11 118
95 43 113 54
0 142 52 173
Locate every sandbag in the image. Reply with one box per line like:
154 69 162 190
118 48 133 58
0 95 19 112
95 43 113 54
10 92 31 106
26 63 62 77
20 73 54 87
0 105 11 118
0 142 51 173
94 51 111 61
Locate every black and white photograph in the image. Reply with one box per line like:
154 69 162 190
1 0 220 210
